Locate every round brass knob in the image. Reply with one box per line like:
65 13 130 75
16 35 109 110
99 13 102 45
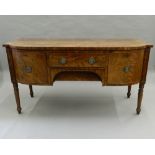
88 57 96 65
59 57 67 64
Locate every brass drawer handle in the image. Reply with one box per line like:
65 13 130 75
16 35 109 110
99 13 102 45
88 57 96 65
123 66 131 73
59 57 67 64
23 66 32 73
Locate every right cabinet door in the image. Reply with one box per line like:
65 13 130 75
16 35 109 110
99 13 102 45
107 50 144 85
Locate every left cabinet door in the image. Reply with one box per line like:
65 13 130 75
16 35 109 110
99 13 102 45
12 50 48 84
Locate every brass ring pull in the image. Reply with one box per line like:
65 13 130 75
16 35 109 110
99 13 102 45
123 66 131 73
59 57 67 64
88 57 96 65
23 66 32 73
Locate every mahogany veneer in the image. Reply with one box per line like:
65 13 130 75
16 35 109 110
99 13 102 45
3 39 153 114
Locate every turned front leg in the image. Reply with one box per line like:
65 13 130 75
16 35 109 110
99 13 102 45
127 85 131 98
29 85 34 97
136 82 145 114
13 82 22 114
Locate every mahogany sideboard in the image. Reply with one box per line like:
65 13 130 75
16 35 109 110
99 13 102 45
3 39 153 114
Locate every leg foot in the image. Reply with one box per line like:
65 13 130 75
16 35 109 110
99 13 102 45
17 107 22 114
136 108 141 115
136 82 144 115
127 85 131 98
29 85 34 97
13 82 22 114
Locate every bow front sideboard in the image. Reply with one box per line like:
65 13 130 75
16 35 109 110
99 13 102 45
3 39 153 114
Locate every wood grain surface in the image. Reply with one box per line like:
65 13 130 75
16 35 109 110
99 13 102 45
12 50 48 84
48 52 107 68
3 39 153 50
108 50 144 84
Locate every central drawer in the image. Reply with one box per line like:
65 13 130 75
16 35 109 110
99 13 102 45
48 52 107 68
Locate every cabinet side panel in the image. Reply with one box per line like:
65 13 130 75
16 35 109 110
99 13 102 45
6 47 17 83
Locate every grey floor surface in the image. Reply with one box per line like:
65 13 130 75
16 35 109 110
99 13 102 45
0 71 155 139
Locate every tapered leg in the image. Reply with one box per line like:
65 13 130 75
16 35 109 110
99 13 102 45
13 82 22 114
127 85 131 98
136 82 144 114
29 85 34 97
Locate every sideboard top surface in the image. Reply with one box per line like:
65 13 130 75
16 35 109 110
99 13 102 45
3 39 153 50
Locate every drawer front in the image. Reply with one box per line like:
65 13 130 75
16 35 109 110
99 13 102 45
48 52 107 68
107 50 144 85
12 50 48 84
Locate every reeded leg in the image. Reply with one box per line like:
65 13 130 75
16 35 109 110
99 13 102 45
127 85 131 98
13 82 22 114
29 85 34 97
136 82 144 115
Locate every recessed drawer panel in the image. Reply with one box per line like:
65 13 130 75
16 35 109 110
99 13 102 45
48 52 107 68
